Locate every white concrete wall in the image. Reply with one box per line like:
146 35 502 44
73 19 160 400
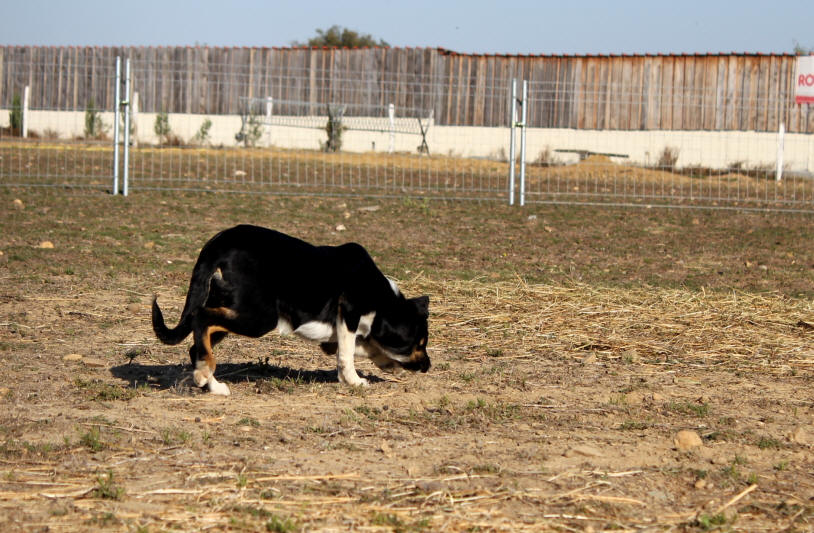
4 109 813 173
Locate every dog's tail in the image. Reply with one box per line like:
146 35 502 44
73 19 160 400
152 264 215 345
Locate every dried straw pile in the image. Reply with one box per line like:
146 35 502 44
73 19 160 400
408 277 814 373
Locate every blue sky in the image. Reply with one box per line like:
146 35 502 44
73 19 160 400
2 0 812 55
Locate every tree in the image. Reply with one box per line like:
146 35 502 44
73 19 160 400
793 40 813 55
293 25 388 48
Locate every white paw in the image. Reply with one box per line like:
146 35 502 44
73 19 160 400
338 371 369 387
208 378 231 396
193 368 210 388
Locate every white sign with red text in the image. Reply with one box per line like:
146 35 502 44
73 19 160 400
797 56 814 104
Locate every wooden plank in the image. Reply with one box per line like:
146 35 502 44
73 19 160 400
631 56 643 129
660 56 675 130
644 56 662 130
714 55 727 130
767 54 780 131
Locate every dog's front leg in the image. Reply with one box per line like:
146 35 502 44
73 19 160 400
335 316 368 387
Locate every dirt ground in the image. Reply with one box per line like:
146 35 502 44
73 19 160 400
0 188 812 532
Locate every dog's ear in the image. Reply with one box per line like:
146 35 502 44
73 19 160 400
410 295 430 318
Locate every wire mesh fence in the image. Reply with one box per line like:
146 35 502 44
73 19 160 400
1 52 813 210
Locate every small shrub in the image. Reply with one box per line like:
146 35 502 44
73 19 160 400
533 146 559 167
236 114 263 147
84 98 107 140
193 117 212 145
656 146 679 171
9 93 22 134
153 112 171 145
321 105 346 152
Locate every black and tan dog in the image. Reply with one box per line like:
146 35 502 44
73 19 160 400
152 225 430 395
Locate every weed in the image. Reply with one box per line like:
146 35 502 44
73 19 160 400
74 378 139 401
619 420 650 431
79 427 104 452
695 512 728 530
756 436 782 450
93 470 124 500
266 514 297 532
472 463 501 474
668 401 709 417
237 417 261 428
237 473 248 488
354 405 382 420
774 460 789 471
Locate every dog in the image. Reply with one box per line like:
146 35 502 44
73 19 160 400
151 225 430 395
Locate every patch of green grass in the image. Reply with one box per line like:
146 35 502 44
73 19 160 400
619 420 651 431
756 436 783 450
472 463 501 474
668 401 709 417
774 460 789 471
266 514 297 532
370 511 429 532
74 378 139 401
0 438 67 458
237 417 261 428
354 404 382 420
160 428 191 446
694 512 728 530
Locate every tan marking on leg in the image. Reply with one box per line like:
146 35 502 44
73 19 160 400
202 325 228 372
205 307 238 320
202 325 230 396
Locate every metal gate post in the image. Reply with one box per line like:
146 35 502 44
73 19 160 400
122 58 131 196
113 57 121 195
508 79 518 205
519 80 528 206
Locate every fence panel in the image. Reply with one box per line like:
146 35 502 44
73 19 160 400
0 55 118 191
1 50 813 211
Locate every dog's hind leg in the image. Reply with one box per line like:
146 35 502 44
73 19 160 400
192 324 231 396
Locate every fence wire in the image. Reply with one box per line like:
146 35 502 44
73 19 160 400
1 56 813 210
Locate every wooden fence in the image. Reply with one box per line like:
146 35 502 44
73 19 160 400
0 45 811 133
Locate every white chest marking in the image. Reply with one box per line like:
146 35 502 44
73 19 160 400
387 278 401 296
357 312 376 338
294 321 335 342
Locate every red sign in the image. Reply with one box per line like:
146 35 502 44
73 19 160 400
797 56 814 104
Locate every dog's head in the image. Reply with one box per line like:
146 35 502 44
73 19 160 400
365 295 430 373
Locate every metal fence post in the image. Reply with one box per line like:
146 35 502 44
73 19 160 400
122 58 131 196
113 57 121 195
508 79 517 205
519 80 528 206
388 103 395 153
22 86 29 139
776 122 785 182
